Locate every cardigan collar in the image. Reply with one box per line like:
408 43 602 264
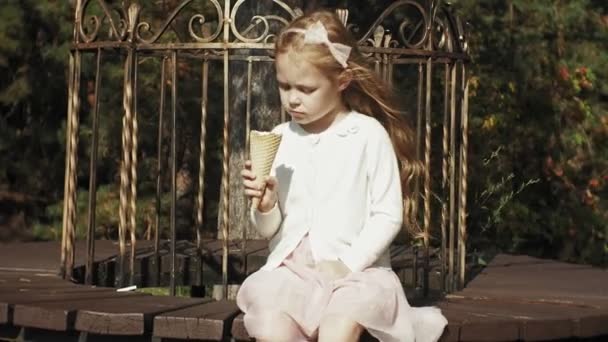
291 111 360 139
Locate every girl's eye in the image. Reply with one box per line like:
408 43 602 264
299 87 316 94
278 82 315 94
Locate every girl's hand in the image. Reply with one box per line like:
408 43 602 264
315 260 351 281
241 160 278 212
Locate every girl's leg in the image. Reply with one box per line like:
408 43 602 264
244 309 308 342
318 314 364 342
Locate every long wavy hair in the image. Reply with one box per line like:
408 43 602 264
276 10 423 235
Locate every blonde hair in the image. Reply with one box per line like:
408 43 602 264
276 10 423 235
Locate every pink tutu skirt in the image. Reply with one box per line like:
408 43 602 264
236 236 447 342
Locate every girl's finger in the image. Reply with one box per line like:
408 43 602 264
265 176 277 189
241 169 256 180
243 180 262 190
244 189 263 197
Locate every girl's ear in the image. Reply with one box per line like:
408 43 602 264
337 69 352 91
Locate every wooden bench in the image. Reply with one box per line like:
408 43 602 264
2 252 608 341
153 299 240 341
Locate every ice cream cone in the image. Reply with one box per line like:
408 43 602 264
249 130 282 209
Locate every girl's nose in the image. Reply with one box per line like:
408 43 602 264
288 91 301 107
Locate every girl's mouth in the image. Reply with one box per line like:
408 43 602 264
289 111 306 118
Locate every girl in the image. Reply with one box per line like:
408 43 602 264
237 10 447 342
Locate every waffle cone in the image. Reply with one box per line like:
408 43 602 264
249 130 282 209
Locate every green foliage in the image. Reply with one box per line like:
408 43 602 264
1 1 222 243
453 0 607 265
35 184 174 241
136 286 194 297
0 1 73 195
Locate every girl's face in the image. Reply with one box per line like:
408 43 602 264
276 52 348 133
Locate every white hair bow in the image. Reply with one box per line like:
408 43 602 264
283 21 352 68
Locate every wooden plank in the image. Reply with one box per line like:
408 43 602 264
459 287 608 311
0 286 116 302
3 239 268 288
447 294 608 339
159 253 190 286
576 314 608 338
179 240 269 285
437 301 520 341
461 267 608 303
469 254 608 299
437 320 460 342
0 303 8 325
462 254 608 316
206 240 268 269
75 295 207 335
241 239 269 276
0 240 431 286
153 299 239 341
12 291 145 331
127 239 269 287
0 242 62 273
244 246 269 276
0 278 104 325
197 239 224 255
453 254 608 340
0 240 156 274
0 279 80 291
231 313 251 341
466 273 608 302
0 271 72 284
390 246 439 270
443 298 572 340
2 245 607 342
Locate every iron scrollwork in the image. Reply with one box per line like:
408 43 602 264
355 0 430 50
135 0 194 44
229 0 301 44
75 0 468 56
135 0 224 44
78 0 128 43
188 0 224 43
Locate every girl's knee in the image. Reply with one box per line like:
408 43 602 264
318 314 364 342
244 310 305 341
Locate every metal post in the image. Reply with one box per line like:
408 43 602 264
85 49 102 285
154 57 167 287
170 50 178 296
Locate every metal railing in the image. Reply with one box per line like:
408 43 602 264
60 0 470 296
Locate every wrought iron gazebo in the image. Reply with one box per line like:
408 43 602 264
60 0 470 297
